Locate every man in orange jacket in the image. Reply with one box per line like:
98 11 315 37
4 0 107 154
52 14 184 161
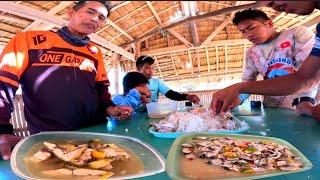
0 0 132 160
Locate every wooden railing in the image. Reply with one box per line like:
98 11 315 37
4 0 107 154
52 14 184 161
9 92 263 137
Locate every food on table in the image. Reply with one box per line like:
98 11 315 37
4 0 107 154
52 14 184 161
181 136 303 175
150 107 237 132
26 138 143 179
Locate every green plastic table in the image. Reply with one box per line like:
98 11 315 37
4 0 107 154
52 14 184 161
1 107 320 180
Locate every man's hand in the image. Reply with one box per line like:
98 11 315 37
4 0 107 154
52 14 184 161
186 94 200 104
106 106 133 120
211 83 242 115
0 134 22 160
229 98 242 110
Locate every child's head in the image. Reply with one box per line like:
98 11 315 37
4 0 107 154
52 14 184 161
123 72 150 103
233 9 275 45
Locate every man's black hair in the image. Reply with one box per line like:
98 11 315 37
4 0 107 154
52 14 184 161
232 9 271 25
135 55 155 70
123 72 149 94
73 0 111 17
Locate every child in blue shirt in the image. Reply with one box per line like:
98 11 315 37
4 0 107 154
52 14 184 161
113 72 151 114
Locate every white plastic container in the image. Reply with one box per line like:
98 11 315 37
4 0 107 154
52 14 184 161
146 101 178 119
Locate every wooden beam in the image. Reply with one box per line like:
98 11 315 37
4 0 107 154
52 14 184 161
215 46 219 72
191 2 200 46
130 2 262 44
180 1 199 47
147 1 193 48
224 44 228 73
111 16 155 42
111 54 120 94
205 47 210 72
122 3 180 46
104 19 133 41
0 1 134 61
131 25 160 45
167 34 171 47
95 1 133 41
226 25 232 39
110 1 131 11
153 55 163 78
167 29 193 47
134 41 141 59
196 49 200 74
276 14 300 31
114 4 149 24
0 14 30 25
272 12 286 23
141 39 251 56
190 21 199 46
145 38 149 49
188 49 193 74
23 1 73 31
93 36 135 61
303 15 320 28
0 29 14 36
164 68 243 82
201 1 241 46
146 1 162 25
170 53 179 76
95 2 147 34
102 3 178 43
202 1 233 7
201 17 231 46
208 16 228 22
290 11 320 31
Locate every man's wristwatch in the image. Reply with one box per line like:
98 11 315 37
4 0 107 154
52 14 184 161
292 97 316 107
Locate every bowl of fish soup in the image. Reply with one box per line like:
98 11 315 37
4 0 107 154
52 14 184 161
11 131 165 180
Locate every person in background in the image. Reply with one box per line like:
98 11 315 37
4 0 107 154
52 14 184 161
210 1 320 121
229 9 316 116
0 0 132 161
136 55 200 104
113 72 151 114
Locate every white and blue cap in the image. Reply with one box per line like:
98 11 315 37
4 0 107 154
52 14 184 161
136 56 155 68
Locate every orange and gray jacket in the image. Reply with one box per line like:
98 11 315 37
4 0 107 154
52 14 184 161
0 29 114 134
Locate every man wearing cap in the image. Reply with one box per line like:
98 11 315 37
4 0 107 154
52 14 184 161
136 55 200 104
